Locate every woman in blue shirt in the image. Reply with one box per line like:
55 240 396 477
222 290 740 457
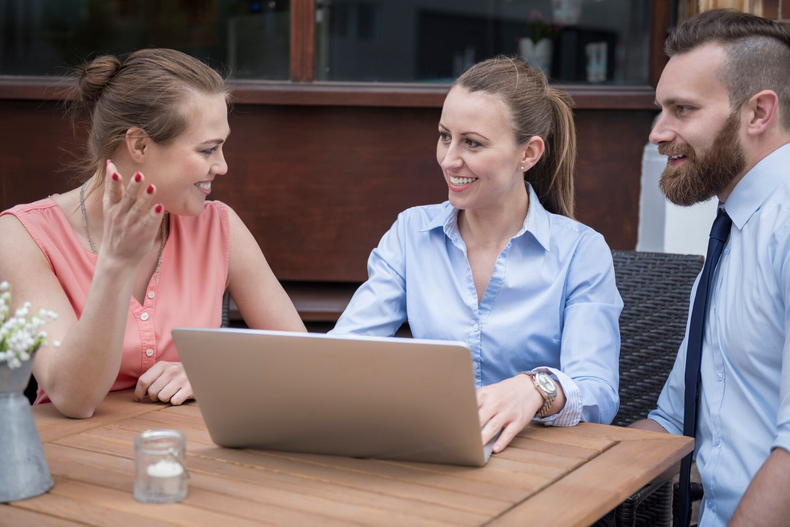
331 56 622 453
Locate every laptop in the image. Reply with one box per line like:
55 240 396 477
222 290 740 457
172 328 495 466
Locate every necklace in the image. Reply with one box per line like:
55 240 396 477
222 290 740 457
80 181 169 284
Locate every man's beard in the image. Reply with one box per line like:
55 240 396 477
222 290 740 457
658 111 746 206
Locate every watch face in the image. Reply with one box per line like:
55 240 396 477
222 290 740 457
537 374 557 394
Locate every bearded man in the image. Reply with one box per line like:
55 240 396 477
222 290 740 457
630 8 790 527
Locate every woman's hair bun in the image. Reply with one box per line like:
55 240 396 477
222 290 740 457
74 55 122 103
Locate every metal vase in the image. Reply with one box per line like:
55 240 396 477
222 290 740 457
0 357 54 502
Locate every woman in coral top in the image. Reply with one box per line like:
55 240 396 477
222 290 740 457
0 49 305 418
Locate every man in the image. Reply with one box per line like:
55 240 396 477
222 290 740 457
631 8 790 527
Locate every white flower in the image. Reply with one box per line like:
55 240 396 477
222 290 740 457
0 284 58 370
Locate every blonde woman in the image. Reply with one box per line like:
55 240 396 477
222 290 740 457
332 57 622 453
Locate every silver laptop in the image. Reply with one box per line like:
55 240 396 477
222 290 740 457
172 328 494 466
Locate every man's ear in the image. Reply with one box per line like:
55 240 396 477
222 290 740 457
125 128 151 163
520 136 545 172
744 90 780 137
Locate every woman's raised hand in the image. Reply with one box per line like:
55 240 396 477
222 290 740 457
100 160 164 267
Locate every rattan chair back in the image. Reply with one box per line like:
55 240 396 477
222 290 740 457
612 251 703 427
609 251 704 527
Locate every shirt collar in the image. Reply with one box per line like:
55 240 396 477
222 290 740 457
724 142 790 230
419 183 552 252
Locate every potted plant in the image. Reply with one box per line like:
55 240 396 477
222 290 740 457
519 10 562 74
0 281 58 502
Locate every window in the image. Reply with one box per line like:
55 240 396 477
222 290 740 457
0 0 290 80
315 0 651 84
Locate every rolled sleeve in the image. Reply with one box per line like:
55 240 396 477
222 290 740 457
331 215 408 337
557 232 623 425
646 335 688 436
646 274 697 437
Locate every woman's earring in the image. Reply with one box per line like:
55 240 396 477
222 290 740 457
520 166 524 171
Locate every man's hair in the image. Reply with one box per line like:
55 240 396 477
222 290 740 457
666 8 790 130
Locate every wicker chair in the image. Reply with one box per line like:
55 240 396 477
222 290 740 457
609 251 704 527
221 289 231 328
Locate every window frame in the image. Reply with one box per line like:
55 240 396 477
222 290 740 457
0 0 670 110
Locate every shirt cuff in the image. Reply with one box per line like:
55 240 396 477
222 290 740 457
531 367 582 427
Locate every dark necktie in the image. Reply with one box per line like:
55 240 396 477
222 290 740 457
675 207 732 527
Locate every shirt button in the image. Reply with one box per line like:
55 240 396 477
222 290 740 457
145 348 154 357
472 323 479 331
707 499 714 508
147 291 155 299
717 373 723 381
140 312 149 321
714 437 721 446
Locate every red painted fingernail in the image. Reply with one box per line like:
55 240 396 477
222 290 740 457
134 173 142 183
112 172 120 181
155 204 163 214
147 184 154 194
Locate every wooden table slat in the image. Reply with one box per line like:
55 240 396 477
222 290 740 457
10 487 180 527
34 395 165 443
0 505 90 527
506 435 609 459
48 478 270 527
257 451 530 501
489 436 693 527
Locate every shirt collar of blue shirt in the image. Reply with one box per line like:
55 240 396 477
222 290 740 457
418 182 552 251
724 142 790 230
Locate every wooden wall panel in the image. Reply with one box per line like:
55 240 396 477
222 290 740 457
692 0 785 18
0 101 654 283
698 0 751 11
574 110 655 251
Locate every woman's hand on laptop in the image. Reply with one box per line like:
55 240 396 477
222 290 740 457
133 361 194 405
476 375 544 454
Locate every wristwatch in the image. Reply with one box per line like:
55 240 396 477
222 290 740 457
522 371 557 418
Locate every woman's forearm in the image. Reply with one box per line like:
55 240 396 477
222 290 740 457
43 256 136 418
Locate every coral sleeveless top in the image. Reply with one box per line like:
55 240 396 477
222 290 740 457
1 198 230 403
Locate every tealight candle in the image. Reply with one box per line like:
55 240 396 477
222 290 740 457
134 430 187 504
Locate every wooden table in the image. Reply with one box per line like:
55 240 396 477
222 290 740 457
3 391 692 527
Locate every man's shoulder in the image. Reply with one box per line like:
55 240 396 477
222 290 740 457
759 177 790 230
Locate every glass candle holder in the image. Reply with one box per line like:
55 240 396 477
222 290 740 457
134 430 187 504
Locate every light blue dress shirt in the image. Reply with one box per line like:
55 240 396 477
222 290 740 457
649 143 790 526
331 183 622 426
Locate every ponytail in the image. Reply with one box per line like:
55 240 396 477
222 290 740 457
529 88 576 218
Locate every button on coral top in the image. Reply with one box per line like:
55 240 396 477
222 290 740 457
1 198 230 404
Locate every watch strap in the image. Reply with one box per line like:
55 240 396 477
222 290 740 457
522 371 556 418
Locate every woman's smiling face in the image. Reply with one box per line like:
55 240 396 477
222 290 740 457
437 87 530 212
140 93 230 216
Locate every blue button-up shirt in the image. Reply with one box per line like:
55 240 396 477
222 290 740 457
331 184 622 426
649 143 790 526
